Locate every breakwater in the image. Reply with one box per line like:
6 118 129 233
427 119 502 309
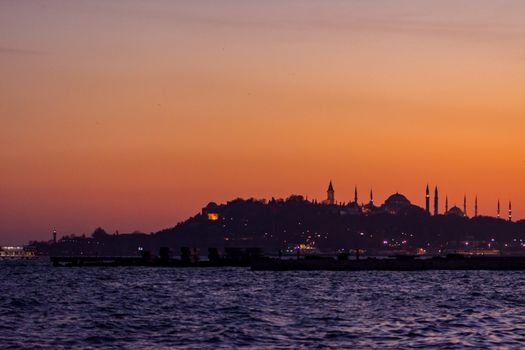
251 255 525 271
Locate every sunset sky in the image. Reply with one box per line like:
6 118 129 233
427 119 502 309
1 1 524 244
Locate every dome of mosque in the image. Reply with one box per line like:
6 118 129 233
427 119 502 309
446 206 464 217
202 202 220 216
384 193 411 207
206 202 219 209
381 193 413 215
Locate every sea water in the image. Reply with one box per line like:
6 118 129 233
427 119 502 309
2 258 525 349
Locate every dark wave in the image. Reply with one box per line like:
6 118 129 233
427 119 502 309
1 259 525 349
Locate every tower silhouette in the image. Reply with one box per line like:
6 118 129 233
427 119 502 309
434 186 439 216
445 196 449 212
463 195 467 217
327 180 335 205
497 199 500 218
475 196 478 217
354 186 358 203
509 201 512 222
425 185 430 214
370 188 373 205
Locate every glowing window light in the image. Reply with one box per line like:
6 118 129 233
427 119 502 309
207 213 219 221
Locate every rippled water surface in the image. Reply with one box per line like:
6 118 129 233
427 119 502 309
2 259 525 349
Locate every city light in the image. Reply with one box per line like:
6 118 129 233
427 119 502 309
207 213 219 221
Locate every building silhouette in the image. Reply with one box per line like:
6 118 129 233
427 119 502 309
360 189 376 215
320 181 516 223
434 186 439 216
326 180 335 205
426 185 430 214
382 193 413 215
446 205 465 217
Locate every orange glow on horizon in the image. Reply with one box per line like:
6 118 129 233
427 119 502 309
0 1 524 244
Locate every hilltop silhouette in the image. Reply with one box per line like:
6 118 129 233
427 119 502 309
31 193 525 256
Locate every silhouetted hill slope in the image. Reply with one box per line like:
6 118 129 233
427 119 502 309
155 196 524 251
32 196 525 255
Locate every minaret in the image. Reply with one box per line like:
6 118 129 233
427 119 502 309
445 196 449 212
370 188 374 205
509 201 512 222
497 200 500 218
434 186 439 216
354 186 358 204
474 195 478 217
327 180 335 205
52 229 57 244
425 184 430 214
463 195 467 217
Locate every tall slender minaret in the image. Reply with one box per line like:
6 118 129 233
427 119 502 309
354 186 358 204
509 201 512 222
434 186 439 216
425 185 430 214
475 195 478 217
327 180 335 205
370 188 374 205
52 229 57 244
497 200 500 218
445 196 449 213
463 195 467 217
